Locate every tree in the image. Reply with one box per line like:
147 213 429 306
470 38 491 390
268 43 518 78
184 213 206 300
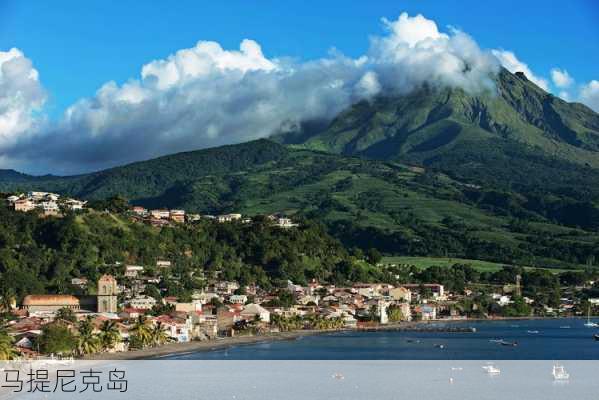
99 320 121 351
150 322 169 346
77 316 100 356
37 323 76 355
129 316 152 349
55 307 77 323
387 305 405 322
0 329 18 360
366 248 382 265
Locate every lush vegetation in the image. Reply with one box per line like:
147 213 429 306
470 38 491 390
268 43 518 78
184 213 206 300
0 204 388 300
1 68 599 272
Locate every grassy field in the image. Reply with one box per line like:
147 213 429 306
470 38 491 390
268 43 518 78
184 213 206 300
381 256 580 273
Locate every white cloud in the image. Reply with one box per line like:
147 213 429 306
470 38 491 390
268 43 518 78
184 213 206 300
370 13 499 93
4 12 595 174
558 91 570 101
551 68 573 88
0 48 46 151
579 80 599 112
491 49 549 91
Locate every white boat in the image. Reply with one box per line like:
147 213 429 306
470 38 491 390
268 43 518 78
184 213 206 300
332 372 345 380
584 307 598 328
482 365 501 375
552 364 569 380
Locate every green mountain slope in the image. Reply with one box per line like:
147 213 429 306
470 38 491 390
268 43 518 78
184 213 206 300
1 139 599 270
277 69 599 197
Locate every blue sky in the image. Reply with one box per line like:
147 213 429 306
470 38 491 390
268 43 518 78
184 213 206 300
1 1 598 174
2 0 598 117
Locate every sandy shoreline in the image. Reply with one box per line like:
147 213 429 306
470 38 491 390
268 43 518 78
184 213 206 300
83 329 337 360
83 316 583 360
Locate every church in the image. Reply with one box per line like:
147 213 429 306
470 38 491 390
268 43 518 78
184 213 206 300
22 275 118 314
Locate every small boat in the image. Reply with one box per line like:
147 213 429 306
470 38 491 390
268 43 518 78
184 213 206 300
527 330 539 334
552 364 569 380
482 365 501 375
406 339 421 344
332 372 345 380
594 334 599 341
434 344 445 349
499 340 518 347
559 326 571 329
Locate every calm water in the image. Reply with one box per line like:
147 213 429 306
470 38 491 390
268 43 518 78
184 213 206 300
166 318 599 360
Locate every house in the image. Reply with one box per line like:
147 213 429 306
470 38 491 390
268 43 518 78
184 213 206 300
71 277 89 288
389 287 412 303
27 191 51 200
128 295 157 310
124 265 144 278
401 284 445 300
169 210 185 223
156 260 171 268
38 201 59 216
150 209 170 220
297 294 319 306
415 304 437 320
240 303 270 323
228 295 248 305
6 195 20 203
216 281 239 294
154 315 193 342
14 199 35 212
187 213 201 222
216 213 242 223
276 217 298 228
64 199 86 211
174 302 203 313
131 206 147 216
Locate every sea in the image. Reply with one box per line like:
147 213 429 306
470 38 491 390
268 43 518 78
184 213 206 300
164 317 599 360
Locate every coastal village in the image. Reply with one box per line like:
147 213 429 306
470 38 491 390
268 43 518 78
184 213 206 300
1 191 599 359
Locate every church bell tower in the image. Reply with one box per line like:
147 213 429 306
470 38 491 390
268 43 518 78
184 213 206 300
97 275 118 313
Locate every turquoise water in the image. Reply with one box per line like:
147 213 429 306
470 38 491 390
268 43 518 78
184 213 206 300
165 318 599 359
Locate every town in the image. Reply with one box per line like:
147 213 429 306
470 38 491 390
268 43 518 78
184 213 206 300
1 191 598 360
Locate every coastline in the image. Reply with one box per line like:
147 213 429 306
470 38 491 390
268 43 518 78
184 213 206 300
82 316 581 360
83 329 335 360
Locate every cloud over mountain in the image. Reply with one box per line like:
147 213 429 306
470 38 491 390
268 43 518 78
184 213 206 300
0 12 597 174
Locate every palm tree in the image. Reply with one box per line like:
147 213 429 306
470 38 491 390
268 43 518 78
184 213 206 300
55 307 77 323
77 316 100 356
0 287 15 312
150 322 169 347
130 315 152 348
99 320 121 351
0 329 18 360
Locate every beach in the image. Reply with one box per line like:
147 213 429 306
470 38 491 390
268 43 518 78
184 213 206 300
83 329 334 360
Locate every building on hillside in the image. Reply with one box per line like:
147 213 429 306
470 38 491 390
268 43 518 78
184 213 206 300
64 199 86 211
216 213 242 223
150 209 170 220
131 206 147 216
169 210 185 223
129 295 157 310
124 265 144 278
39 201 59 216
156 260 171 268
240 304 270 323
401 284 445 299
276 217 298 228
14 199 35 212
228 295 248 305
389 287 412 303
